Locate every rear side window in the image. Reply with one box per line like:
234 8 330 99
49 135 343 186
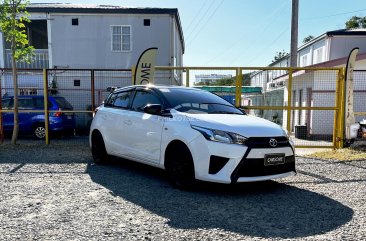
34 98 53 109
54 97 73 110
106 91 133 109
18 98 34 109
131 90 161 112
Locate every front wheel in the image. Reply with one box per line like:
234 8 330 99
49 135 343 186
91 132 110 164
165 143 195 189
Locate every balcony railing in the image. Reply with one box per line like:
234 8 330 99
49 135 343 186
4 49 49 69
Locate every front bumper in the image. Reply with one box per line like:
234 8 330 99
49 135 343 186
188 135 296 184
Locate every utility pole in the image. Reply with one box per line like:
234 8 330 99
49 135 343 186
290 0 299 67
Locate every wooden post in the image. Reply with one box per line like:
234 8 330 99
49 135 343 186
43 69 49 145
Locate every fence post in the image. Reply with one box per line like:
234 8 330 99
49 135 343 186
43 69 50 145
287 68 293 133
235 68 242 107
337 67 346 148
91 70 95 112
185 68 190 87
333 69 341 148
0 69 3 144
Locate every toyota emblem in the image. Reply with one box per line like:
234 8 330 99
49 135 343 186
269 138 278 147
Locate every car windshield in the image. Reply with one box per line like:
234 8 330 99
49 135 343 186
54 97 73 110
159 88 244 115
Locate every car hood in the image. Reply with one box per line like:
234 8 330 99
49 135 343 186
176 112 286 137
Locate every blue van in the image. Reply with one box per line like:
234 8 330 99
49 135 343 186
1 95 76 139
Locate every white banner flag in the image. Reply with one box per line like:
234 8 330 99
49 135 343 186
344 48 359 140
134 48 158 85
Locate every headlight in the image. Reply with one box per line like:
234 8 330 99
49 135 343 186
191 125 247 145
283 128 290 140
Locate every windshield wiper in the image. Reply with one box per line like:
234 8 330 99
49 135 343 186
209 111 242 115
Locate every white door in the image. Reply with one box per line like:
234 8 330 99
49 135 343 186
123 90 165 163
102 90 134 155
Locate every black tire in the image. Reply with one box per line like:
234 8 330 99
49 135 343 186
33 124 46 139
91 132 110 165
165 142 195 189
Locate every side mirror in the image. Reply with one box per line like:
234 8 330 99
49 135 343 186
143 104 162 115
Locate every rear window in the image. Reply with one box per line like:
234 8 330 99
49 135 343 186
53 97 73 110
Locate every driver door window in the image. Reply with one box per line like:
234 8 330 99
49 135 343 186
131 90 161 112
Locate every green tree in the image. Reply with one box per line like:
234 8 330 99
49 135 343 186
272 50 288 63
303 35 314 44
345 16 366 29
0 0 34 144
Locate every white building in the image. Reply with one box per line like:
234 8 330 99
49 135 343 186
0 3 185 85
250 29 366 139
194 74 233 85
0 4 185 130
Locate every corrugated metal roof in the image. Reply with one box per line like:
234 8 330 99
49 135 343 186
327 28 366 36
28 3 167 10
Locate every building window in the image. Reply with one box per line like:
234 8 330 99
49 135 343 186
301 55 308 67
316 48 323 64
72 18 79 26
74 79 80 87
111 25 131 52
144 19 150 26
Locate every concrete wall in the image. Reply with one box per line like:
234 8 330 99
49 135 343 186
49 13 180 69
330 36 366 60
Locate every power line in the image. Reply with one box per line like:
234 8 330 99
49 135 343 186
232 26 290 66
185 0 210 32
204 1 290 65
301 8 366 21
185 0 218 38
186 0 225 46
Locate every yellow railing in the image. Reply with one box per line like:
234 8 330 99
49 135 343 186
156 66 346 149
0 66 347 148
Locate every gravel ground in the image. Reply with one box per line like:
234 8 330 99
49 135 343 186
0 140 365 240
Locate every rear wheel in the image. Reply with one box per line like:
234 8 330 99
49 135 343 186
91 132 110 164
165 142 195 189
33 125 46 139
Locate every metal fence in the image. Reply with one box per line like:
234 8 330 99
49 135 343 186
354 70 366 120
0 66 352 148
156 66 346 148
0 68 133 143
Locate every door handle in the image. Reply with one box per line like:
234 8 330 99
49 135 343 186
124 120 132 125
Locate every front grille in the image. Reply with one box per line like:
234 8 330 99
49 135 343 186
245 136 290 148
236 155 295 178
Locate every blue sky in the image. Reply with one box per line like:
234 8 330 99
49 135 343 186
31 0 366 67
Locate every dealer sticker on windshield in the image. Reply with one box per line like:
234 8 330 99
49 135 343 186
264 154 285 166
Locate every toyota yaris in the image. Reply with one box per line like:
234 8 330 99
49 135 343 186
90 85 296 187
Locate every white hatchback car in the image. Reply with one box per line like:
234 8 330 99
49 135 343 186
90 85 296 187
